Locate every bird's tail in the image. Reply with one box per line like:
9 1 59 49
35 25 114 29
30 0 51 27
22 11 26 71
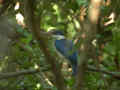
72 64 78 76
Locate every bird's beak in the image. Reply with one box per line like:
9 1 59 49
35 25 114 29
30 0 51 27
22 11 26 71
47 30 55 34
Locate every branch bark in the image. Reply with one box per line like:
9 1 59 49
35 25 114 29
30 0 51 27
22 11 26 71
0 69 39 80
23 0 66 90
76 0 102 90
87 65 120 80
1 65 120 80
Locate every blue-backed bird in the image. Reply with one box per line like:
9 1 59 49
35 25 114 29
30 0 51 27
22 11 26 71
50 30 78 75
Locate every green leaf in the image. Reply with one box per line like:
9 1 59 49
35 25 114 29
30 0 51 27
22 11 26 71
76 0 88 6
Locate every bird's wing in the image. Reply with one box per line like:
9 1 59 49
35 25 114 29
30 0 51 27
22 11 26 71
55 39 78 75
55 39 77 61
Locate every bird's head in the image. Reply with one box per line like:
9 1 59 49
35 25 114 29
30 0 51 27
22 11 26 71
49 30 65 40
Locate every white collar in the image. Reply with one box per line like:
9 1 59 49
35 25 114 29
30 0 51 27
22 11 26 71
53 35 65 40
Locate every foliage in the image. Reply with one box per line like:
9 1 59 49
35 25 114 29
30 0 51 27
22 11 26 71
0 0 120 90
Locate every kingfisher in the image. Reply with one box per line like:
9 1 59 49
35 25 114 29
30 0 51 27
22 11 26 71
50 30 78 75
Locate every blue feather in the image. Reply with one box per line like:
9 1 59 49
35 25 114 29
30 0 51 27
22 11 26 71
55 39 78 75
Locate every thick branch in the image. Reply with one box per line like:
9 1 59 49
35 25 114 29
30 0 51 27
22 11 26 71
76 0 102 89
23 1 66 90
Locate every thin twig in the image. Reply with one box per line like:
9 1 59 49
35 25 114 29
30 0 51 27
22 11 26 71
0 69 39 80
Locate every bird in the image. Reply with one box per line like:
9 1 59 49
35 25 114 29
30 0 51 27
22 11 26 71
50 30 78 75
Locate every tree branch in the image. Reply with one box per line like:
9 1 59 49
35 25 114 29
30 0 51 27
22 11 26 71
87 65 120 80
23 1 66 90
76 0 102 89
1 65 120 80
0 69 39 80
